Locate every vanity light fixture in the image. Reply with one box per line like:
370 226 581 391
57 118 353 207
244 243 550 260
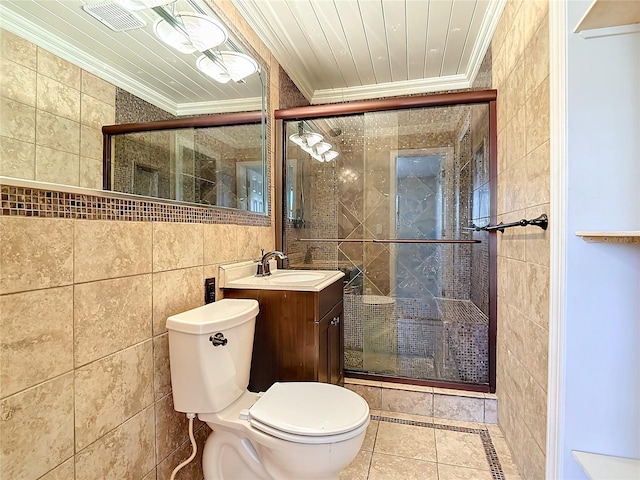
154 12 227 53
289 122 323 149
196 51 259 83
154 18 195 53
113 0 259 83
318 150 339 162
310 141 332 156
177 12 227 51
288 122 339 162
310 150 339 163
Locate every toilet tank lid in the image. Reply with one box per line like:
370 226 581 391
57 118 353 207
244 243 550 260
166 299 259 334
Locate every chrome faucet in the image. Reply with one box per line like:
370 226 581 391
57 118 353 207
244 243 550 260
256 250 287 277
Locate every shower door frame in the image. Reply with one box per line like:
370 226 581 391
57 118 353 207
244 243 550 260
274 90 498 393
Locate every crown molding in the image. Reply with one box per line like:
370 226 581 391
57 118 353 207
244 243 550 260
310 74 471 105
465 0 507 85
177 97 263 115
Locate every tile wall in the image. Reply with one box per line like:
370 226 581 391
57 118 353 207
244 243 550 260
0 217 273 479
0 29 113 189
0 1 285 478
491 1 550 479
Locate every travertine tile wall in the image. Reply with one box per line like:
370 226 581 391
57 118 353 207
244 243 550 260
492 1 550 479
0 1 285 478
0 217 273 479
0 29 114 189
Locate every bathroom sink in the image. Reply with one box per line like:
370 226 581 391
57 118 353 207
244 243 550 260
267 272 325 284
220 263 344 292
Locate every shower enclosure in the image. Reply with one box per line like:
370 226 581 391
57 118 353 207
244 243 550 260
276 91 496 391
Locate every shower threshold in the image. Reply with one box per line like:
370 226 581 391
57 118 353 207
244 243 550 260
343 377 497 423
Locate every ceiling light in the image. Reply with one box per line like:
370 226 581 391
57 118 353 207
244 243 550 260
114 0 175 11
197 51 259 83
154 13 227 54
154 19 196 54
312 141 332 155
289 131 323 149
177 12 227 51
321 151 339 162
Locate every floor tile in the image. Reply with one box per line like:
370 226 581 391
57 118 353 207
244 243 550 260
361 420 379 452
487 432 521 477
368 453 438 480
438 463 494 479
434 416 489 430
374 421 437 462
435 429 490 471
341 409 522 480
340 450 372 480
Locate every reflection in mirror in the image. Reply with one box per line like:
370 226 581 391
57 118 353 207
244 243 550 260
0 0 265 113
285 119 341 226
0 0 268 215
107 120 265 213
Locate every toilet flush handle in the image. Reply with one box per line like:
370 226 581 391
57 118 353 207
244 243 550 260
209 332 228 347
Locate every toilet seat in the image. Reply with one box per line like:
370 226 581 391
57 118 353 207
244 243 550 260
248 382 370 444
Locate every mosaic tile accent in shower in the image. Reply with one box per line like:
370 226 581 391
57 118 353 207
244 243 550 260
344 294 488 383
469 105 491 316
371 415 507 480
0 184 270 226
436 298 489 384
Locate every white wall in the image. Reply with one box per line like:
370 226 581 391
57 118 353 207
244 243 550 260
559 1 640 478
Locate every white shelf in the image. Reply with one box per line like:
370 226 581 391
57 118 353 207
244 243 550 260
574 0 640 33
573 451 640 480
575 231 640 244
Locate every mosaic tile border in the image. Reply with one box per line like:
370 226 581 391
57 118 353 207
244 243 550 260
372 415 506 480
0 185 270 226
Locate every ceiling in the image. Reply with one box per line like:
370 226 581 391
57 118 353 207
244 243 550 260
232 0 506 104
0 0 264 115
0 0 505 114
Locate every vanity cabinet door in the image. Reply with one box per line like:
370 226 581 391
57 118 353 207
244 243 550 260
316 302 343 385
328 308 344 385
222 278 344 391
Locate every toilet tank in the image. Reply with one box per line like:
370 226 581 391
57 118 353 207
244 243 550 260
166 298 259 414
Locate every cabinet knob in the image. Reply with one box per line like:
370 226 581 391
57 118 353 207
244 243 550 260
330 316 340 325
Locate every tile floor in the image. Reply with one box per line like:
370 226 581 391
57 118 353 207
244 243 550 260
340 411 522 480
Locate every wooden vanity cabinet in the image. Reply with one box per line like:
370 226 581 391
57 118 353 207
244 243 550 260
223 278 344 392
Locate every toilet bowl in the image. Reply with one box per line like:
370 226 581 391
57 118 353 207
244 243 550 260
166 298 370 480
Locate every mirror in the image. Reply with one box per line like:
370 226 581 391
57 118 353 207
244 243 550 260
0 0 268 214
105 117 266 212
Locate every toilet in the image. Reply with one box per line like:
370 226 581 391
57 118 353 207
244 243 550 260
166 298 370 480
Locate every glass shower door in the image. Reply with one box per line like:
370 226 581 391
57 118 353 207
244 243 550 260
357 105 491 385
282 99 493 387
